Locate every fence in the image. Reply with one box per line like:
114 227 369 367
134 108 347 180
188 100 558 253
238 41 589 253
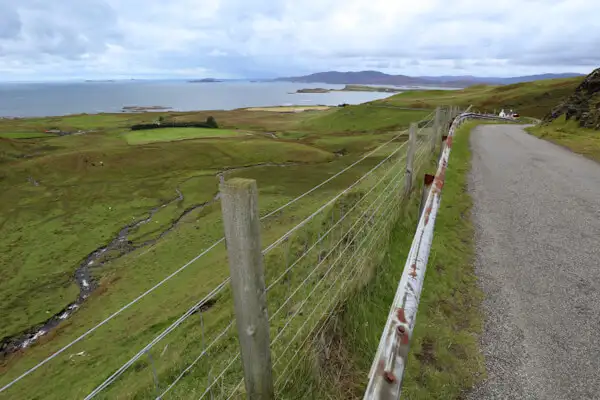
0 106 463 400
363 111 517 400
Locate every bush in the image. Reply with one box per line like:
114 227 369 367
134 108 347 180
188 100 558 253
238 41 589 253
131 116 219 131
206 116 218 128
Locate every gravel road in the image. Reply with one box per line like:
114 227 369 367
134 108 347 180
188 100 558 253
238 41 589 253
467 124 600 400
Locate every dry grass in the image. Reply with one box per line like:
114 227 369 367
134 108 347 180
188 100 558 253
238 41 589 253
244 106 331 112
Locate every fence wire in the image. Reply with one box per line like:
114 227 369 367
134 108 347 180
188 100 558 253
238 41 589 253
1 111 440 400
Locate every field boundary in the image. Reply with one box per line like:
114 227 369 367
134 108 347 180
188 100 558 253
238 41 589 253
364 112 515 399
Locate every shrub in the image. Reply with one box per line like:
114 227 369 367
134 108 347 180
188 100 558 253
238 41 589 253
130 116 219 131
206 116 218 128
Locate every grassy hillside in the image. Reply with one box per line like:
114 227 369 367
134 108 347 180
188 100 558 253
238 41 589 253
527 116 600 162
377 77 584 119
300 105 430 133
524 68 600 162
0 104 430 399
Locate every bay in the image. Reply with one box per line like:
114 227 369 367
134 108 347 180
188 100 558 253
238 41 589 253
0 80 399 118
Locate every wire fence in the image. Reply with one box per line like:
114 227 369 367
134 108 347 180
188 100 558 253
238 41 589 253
363 110 519 400
0 108 449 400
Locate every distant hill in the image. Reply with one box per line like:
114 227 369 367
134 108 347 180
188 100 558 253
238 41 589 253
371 76 585 119
417 73 584 85
274 70 459 86
188 78 223 83
274 71 585 87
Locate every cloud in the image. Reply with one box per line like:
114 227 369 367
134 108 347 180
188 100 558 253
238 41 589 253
0 0 598 80
0 4 22 40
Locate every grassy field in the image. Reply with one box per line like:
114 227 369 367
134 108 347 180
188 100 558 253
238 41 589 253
244 106 331 112
300 105 430 133
124 127 246 144
376 77 584 119
0 132 55 139
0 103 431 399
527 116 600 162
299 121 485 399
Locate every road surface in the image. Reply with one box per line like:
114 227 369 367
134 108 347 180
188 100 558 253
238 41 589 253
467 125 600 400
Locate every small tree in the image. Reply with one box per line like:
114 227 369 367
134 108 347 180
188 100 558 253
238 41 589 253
206 116 218 128
157 116 165 125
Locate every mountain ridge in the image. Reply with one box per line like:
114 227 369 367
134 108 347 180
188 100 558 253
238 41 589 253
274 71 585 87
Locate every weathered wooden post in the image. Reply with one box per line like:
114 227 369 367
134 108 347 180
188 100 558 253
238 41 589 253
404 123 417 195
220 178 274 400
431 106 442 153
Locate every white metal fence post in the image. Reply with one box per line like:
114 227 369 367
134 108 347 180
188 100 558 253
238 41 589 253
220 178 274 400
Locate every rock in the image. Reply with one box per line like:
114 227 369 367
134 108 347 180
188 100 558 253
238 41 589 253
544 68 600 130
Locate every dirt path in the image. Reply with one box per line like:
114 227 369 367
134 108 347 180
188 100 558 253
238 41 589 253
468 124 600 400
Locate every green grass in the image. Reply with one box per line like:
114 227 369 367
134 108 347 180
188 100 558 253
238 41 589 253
300 104 430 133
312 132 402 153
124 128 246 144
377 77 584 119
0 132 54 139
300 121 485 399
0 106 428 399
527 116 600 162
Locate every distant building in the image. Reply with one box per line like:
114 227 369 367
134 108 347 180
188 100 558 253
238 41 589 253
499 109 517 118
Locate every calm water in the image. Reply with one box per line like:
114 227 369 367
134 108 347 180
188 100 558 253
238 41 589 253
0 80 400 118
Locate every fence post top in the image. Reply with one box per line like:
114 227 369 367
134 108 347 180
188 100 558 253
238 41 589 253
221 178 257 191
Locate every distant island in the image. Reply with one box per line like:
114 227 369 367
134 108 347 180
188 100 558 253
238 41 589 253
296 85 404 94
122 105 173 112
276 70 585 88
188 78 223 83
296 88 331 93
85 79 116 83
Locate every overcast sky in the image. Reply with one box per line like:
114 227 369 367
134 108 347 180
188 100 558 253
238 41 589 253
0 0 598 81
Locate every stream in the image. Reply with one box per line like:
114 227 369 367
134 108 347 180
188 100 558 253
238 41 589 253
0 162 300 357
0 189 220 357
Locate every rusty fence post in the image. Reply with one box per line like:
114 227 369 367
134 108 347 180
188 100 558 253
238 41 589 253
404 123 417 195
220 178 274 400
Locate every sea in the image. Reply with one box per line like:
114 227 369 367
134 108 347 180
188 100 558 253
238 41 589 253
0 80 418 118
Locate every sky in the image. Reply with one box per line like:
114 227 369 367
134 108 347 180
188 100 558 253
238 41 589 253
0 0 599 81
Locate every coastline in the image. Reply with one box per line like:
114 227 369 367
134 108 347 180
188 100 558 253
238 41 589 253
0 81 404 119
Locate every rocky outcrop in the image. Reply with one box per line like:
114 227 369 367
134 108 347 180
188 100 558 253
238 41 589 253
544 68 600 129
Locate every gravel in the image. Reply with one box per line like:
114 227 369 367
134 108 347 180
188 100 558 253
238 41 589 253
467 124 600 400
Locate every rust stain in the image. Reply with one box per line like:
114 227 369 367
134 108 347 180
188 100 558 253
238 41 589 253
409 262 417 278
383 371 397 383
446 136 453 148
400 332 409 345
424 174 435 185
424 205 433 225
397 308 407 323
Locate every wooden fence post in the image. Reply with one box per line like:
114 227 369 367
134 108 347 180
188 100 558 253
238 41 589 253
404 123 417 195
431 107 441 153
220 178 274 400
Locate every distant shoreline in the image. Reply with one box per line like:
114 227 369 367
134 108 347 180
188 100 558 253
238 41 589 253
296 85 404 94
0 81 398 118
